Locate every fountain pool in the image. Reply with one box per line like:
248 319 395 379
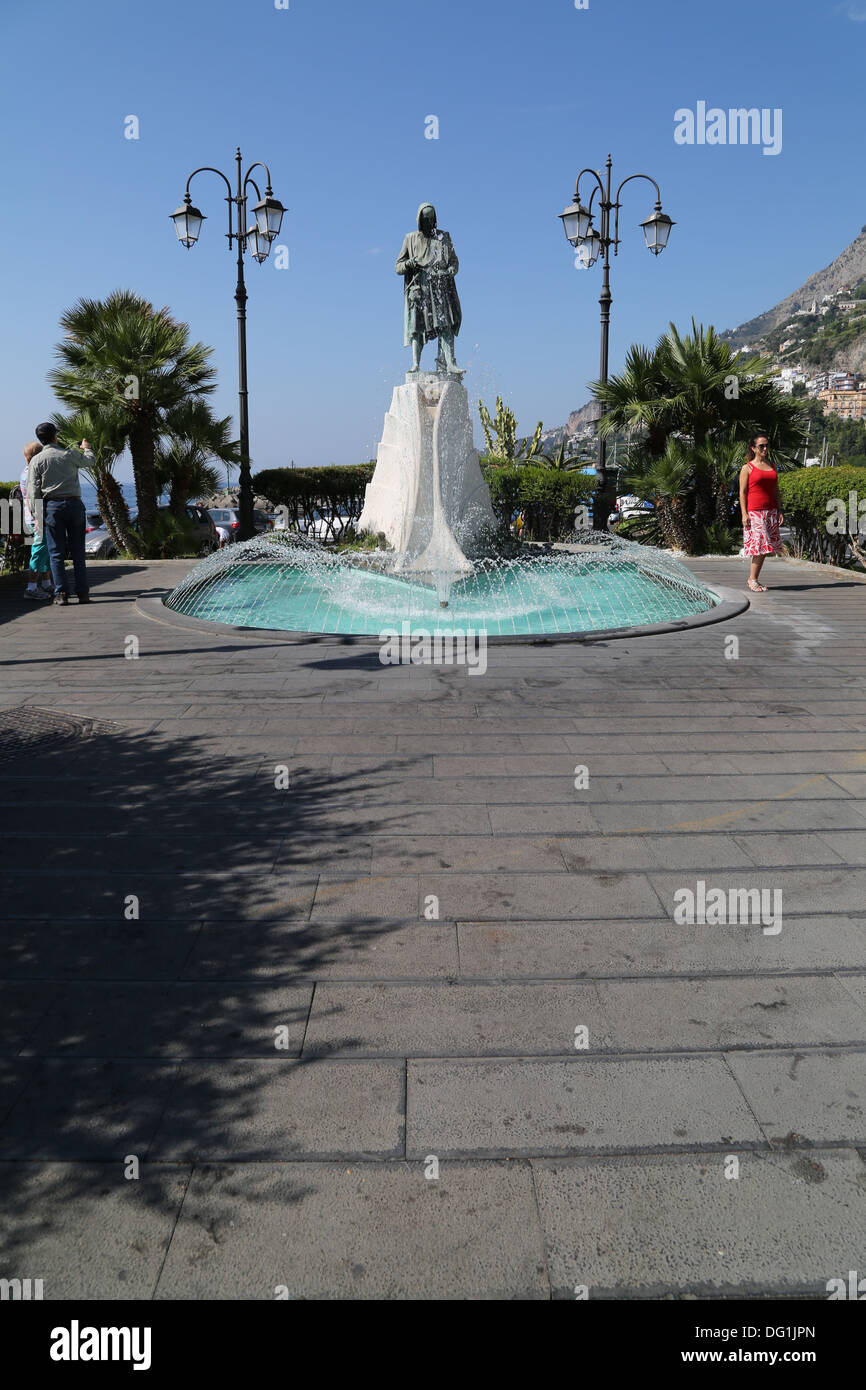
162 531 735 640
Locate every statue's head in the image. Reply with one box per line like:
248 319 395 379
417 203 437 235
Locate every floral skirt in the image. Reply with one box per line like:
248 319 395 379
743 508 782 556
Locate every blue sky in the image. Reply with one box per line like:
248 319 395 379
2 0 864 482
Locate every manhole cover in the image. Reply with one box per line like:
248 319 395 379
0 706 117 763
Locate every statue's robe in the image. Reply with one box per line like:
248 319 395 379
396 205 462 348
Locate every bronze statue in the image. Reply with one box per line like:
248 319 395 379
396 203 462 374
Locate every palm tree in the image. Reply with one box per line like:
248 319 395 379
592 344 671 458
626 438 697 553
50 406 141 557
535 438 586 471
155 401 240 515
592 321 808 545
49 290 218 542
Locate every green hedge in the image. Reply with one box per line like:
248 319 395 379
253 462 594 545
253 465 374 537
483 464 595 541
778 465 866 566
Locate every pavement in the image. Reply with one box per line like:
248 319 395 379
0 554 864 1300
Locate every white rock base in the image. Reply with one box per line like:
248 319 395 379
358 373 496 582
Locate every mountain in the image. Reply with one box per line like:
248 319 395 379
719 224 866 371
537 399 601 451
544 225 866 436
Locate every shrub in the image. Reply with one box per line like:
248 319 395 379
133 510 202 559
483 464 594 541
612 512 662 547
778 465 866 566
696 520 740 555
253 465 374 537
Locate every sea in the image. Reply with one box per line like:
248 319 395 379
79 481 160 517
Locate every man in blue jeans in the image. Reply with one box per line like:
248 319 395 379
26 423 94 605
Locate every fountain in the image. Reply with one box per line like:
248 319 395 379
356 369 496 609
161 202 744 641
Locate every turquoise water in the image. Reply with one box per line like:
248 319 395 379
165 552 716 637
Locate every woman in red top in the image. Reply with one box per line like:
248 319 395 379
739 434 783 592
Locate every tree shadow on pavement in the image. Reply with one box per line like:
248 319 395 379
0 720 419 1290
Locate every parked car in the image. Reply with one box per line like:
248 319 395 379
85 512 103 533
176 504 219 553
304 508 350 541
608 496 653 530
84 526 118 558
207 507 272 540
85 506 217 557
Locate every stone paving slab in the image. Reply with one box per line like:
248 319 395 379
556 832 756 871
491 798 866 834
0 1162 190 1299
407 1056 764 1157
0 1058 42 1126
456 915 866 977
837 974 866 1010
417 870 664 920
369 834 568 873
532 1149 866 1298
725 1049 866 1146
0 873 320 921
0 1061 180 1158
149 1060 404 1159
0 919 200 980
0 983 60 1056
649 867 866 917
597 976 866 1051
33 983 313 1059
303 983 610 1056
817 830 866 864
182 919 458 980
732 831 846 866
154 1161 549 1299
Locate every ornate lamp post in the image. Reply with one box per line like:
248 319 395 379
170 148 285 539
560 154 674 531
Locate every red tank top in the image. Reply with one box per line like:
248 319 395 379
747 463 777 510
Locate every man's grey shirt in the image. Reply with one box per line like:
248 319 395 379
27 445 94 513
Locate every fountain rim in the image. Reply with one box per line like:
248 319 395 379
138 585 748 646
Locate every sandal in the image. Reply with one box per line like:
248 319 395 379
747 579 766 592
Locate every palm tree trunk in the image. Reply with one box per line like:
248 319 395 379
129 421 159 539
168 470 190 515
669 498 697 553
654 499 678 550
97 473 143 558
713 469 731 526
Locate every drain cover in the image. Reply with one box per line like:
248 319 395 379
0 706 117 763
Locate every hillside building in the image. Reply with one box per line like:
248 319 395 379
819 387 866 419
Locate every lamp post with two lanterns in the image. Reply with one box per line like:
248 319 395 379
559 154 674 531
170 148 286 540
